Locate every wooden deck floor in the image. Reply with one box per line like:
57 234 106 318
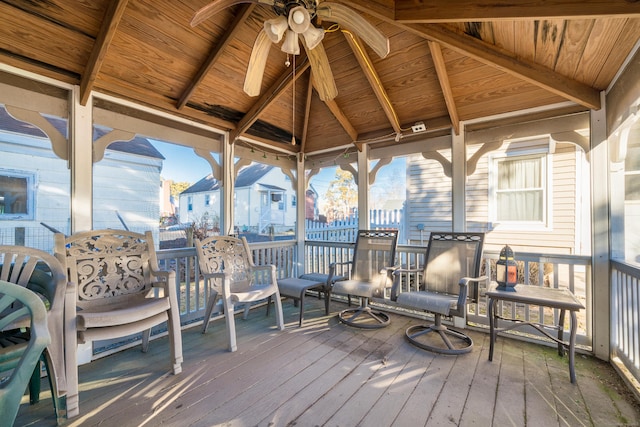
17 298 640 426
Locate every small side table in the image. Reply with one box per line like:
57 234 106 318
277 277 329 327
486 283 585 383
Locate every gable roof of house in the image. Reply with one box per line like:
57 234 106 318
0 106 164 160
236 163 274 187
181 174 221 195
182 163 275 195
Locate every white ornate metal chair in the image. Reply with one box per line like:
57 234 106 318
390 232 486 354
0 246 70 423
329 229 399 329
54 229 183 418
0 280 51 426
196 235 284 352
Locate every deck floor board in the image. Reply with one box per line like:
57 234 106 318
15 298 640 426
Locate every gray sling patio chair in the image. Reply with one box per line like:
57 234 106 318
196 235 284 352
329 229 399 329
390 231 487 355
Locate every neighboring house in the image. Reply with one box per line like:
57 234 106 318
305 185 318 220
0 105 164 250
160 178 176 219
180 163 296 234
405 114 591 255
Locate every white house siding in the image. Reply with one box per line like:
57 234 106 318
465 139 583 254
178 192 221 227
0 134 162 250
93 150 162 237
407 116 588 255
405 151 452 244
0 134 70 250
180 166 296 234
234 187 253 230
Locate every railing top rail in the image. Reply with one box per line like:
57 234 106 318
483 250 592 264
611 259 640 275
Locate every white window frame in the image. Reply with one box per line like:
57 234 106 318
488 137 553 231
0 169 36 220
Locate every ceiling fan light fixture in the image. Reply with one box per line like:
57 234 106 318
264 16 288 43
282 29 300 55
288 6 311 34
301 25 324 50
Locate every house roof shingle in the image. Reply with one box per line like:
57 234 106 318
0 106 164 160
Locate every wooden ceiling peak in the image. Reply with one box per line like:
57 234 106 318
393 0 640 22
2 0 638 155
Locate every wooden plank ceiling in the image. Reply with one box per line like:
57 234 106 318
1 0 639 155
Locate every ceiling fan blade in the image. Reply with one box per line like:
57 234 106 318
244 29 272 97
317 2 390 58
191 0 274 27
302 39 337 101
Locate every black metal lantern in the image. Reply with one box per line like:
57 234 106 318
496 245 518 291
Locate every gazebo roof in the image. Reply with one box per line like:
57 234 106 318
1 1 639 155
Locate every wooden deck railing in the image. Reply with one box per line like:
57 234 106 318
156 241 298 324
157 241 598 355
302 241 593 348
611 260 640 387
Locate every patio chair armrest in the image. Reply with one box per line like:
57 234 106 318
150 268 178 297
390 266 422 301
458 275 489 303
201 272 225 291
328 260 352 282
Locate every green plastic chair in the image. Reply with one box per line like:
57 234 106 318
0 280 51 426
0 246 69 422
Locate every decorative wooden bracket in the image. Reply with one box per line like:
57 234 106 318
280 167 297 189
339 163 357 181
551 131 590 159
194 148 222 183
369 158 391 184
422 140 503 177
421 151 452 178
306 167 320 189
5 106 68 161
93 129 136 163
466 140 503 175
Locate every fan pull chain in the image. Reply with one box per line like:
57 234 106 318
291 53 296 146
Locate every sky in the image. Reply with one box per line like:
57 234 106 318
150 139 405 204
151 139 212 184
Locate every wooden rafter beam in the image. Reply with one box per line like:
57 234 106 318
230 59 311 143
335 0 640 22
406 23 601 109
343 31 401 134
191 0 272 27
394 0 640 22
428 41 460 135
337 0 601 110
80 0 129 106
300 76 314 156
313 78 360 148
178 4 255 110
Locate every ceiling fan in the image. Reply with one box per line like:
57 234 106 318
191 0 390 101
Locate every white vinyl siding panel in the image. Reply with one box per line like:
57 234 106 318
405 151 452 243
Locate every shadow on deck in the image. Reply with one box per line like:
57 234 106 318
16 297 640 426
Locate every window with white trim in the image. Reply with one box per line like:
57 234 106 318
490 144 550 229
0 170 35 220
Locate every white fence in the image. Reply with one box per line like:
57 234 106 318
305 209 405 242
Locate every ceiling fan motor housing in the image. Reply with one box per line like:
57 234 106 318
272 0 318 21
